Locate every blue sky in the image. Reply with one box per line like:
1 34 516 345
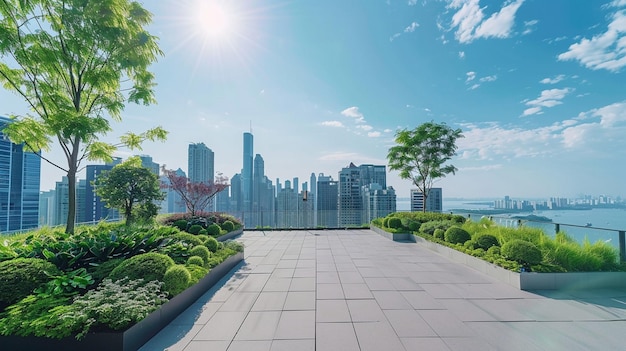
2 0 626 199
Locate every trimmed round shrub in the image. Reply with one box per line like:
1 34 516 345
187 224 204 235
189 245 211 263
433 228 445 240
408 221 421 232
221 220 235 232
464 240 477 250
475 234 499 250
187 256 205 267
197 234 209 243
501 239 542 265
487 246 501 255
173 219 188 231
109 253 175 283
387 217 402 229
205 237 219 253
163 265 191 296
206 223 221 236
0 258 61 305
88 258 125 282
186 264 209 285
198 229 208 235
419 220 455 235
170 233 204 247
444 227 471 245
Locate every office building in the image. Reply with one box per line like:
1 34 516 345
317 173 338 228
0 116 41 232
338 163 364 226
188 143 214 183
83 159 121 223
242 133 253 213
160 168 187 214
410 188 443 212
139 155 160 175
39 190 56 226
363 184 396 223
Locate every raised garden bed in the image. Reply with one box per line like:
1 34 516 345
216 227 243 242
371 225 626 291
0 251 244 351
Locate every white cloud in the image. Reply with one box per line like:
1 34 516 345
539 74 565 84
341 106 365 123
408 0 418 5
558 10 626 72
384 129 393 133
447 0 525 43
522 19 538 35
479 75 497 82
522 88 573 116
466 71 476 82
459 51 465 59
368 131 382 137
460 164 503 171
465 72 496 89
321 121 344 128
469 83 480 90
404 22 420 33
357 124 374 131
389 33 402 42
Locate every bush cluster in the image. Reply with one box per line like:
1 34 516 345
444 227 471 244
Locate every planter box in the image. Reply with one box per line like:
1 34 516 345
0 251 244 351
216 227 243 242
370 225 416 242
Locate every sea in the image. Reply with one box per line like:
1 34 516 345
396 199 626 249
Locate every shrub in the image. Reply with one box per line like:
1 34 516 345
464 240 477 250
408 221 421 232
0 258 60 305
186 264 209 285
198 229 208 235
187 256 205 267
444 227 471 244
475 234 499 250
88 258 125 283
501 239 542 266
109 253 174 283
205 237 219 253
221 220 235 232
173 219 188 231
163 265 191 296
487 246 501 255
382 217 390 227
206 223 221 236
187 224 204 235
433 228 445 240
189 245 211 263
169 232 204 247
387 217 403 229
419 220 456 235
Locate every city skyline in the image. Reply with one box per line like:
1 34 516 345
2 1 626 199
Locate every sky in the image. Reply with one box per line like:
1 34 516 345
2 0 626 200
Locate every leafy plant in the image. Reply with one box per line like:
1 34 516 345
444 227 471 244
108 252 174 283
501 239 542 268
189 245 211 264
474 234 499 250
387 217 403 229
0 258 60 305
205 237 219 253
0 294 73 339
206 223 221 236
419 220 457 235
186 256 205 267
221 220 235 232
163 265 191 296
35 268 94 296
187 224 204 235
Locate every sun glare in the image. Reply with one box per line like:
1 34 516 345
193 2 236 39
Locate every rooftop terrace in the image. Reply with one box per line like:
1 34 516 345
140 229 626 351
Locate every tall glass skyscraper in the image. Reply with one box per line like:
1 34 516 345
0 116 41 232
242 132 253 214
188 143 214 183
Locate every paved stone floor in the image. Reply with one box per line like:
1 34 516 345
140 230 626 351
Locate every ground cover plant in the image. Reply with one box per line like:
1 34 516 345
374 213 623 273
159 212 243 238
0 220 243 340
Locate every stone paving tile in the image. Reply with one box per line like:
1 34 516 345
347 299 386 322
419 309 475 337
316 322 360 351
234 311 281 340
400 337 452 351
219 292 259 312
384 309 437 337
195 311 247 340
274 310 315 339
269 339 315 351
316 283 344 299
251 292 287 311
227 340 272 351
353 321 407 351
138 324 202 351
289 277 315 291
283 291 315 310
342 283 374 299
262 278 292 292
317 271 340 284
338 271 365 284
183 340 230 351
372 290 413 310
316 299 351 322
236 274 270 292
363 277 394 290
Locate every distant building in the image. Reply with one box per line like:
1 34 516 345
83 159 121 224
39 190 56 226
138 155 160 176
242 133 253 215
160 168 187 214
317 173 338 228
0 116 41 232
363 184 396 222
338 163 389 226
410 188 442 212
276 182 299 227
188 143 214 183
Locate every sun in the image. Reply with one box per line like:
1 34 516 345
192 1 237 40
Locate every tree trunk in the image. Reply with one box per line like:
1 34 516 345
66 169 77 234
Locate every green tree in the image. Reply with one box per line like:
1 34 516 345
0 0 166 233
387 122 463 212
94 157 164 226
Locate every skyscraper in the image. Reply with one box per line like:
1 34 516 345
411 188 443 212
338 163 363 226
188 143 214 183
0 116 41 232
317 173 338 228
242 133 253 219
139 154 160 176
83 159 121 224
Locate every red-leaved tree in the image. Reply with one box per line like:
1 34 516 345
162 167 229 216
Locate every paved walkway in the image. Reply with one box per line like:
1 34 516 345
140 229 626 351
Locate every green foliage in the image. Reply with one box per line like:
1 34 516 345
0 258 60 305
189 245 211 264
382 217 391 227
433 228 445 240
173 219 189 231
197 234 209 243
501 240 542 266
185 264 209 285
169 232 204 247
186 256 205 267
444 227 470 244
205 237 219 253
221 220 235 232
206 223 221 236
109 253 174 283
35 268 94 297
0 294 73 339
224 240 244 253
0 0 166 233
187 224 204 235
487 246 501 256
88 258 125 283
163 265 191 296
387 122 463 212
419 220 457 235
94 157 164 226
474 234 499 250
387 217 403 229
408 221 421 232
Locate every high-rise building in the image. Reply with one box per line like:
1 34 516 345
242 133 253 213
83 159 121 224
276 181 299 227
338 163 363 226
410 188 442 212
0 116 41 232
188 143 214 183
160 168 187 214
54 176 70 226
139 155 160 176
363 184 396 223
317 173 338 228
230 173 243 212
39 190 56 226
359 164 386 189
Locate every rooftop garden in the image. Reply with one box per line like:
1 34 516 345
372 212 624 273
